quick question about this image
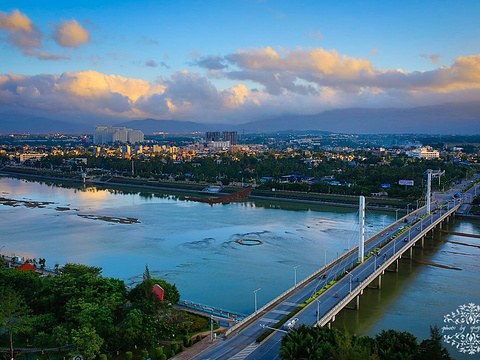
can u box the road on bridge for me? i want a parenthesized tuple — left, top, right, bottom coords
(193, 176, 479, 360)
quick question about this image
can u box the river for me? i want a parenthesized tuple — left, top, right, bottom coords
(1, 176, 478, 359)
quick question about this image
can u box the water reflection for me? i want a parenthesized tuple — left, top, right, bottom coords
(0, 176, 388, 314)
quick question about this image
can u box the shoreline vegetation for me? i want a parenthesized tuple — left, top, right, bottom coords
(0, 166, 412, 211)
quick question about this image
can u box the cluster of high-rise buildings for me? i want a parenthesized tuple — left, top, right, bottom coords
(94, 126, 144, 144)
(205, 131, 238, 148)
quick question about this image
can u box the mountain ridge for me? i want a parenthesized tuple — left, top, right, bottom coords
(1, 101, 479, 134)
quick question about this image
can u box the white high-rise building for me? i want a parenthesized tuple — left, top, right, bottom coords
(406, 147, 440, 159)
(94, 126, 144, 144)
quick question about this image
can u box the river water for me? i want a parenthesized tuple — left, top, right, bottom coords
(1, 176, 479, 359)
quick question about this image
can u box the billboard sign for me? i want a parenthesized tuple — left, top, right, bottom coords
(381, 184, 391, 188)
(399, 180, 414, 186)
(152, 284, 164, 302)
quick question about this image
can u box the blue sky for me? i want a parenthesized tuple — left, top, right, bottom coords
(1, 0, 480, 126)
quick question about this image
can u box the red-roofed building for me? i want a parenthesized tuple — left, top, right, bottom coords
(16, 263, 36, 272)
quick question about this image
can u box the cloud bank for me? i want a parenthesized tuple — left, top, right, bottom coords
(2, 47, 480, 123)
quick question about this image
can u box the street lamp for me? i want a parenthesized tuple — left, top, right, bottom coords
(345, 271, 353, 294)
(294, 265, 300, 287)
(316, 299, 321, 324)
(254, 288, 261, 314)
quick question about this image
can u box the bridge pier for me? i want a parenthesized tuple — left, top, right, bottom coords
(415, 237, 425, 248)
(345, 295, 360, 310)
(386, 259, 399, 273)
(402, 246, 413, 259)
(368, 274, 382, 289)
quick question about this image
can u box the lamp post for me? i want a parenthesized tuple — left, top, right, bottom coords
(345, 271, 353, 294)
(294, 265, 300, 287)
(316, 299, 321, 324)
(254, 288, 261, 314)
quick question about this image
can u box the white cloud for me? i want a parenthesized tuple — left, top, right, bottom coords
(53, 19, 90, 47)
(0, 9, 68, 60)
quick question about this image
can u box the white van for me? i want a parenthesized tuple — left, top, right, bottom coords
(283, 317, 299, 330)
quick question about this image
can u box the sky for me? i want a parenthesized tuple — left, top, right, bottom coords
(1, 0, 480, 127)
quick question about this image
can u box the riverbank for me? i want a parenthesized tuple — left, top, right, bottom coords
(0, 166, 410, 211)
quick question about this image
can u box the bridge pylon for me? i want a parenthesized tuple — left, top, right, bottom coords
(359, 196, 365, 263)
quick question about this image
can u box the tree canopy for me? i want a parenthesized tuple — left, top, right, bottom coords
(0, 263, 183, 358)
(279, 325, 453, 360)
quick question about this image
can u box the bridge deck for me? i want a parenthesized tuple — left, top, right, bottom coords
(316, 202, 460, 327)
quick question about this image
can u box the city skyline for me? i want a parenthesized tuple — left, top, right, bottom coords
(1, 1, 480, 132)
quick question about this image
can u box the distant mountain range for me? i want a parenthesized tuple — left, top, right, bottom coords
(1, 101, 480, 134)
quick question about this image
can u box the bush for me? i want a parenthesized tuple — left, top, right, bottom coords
(125, 352, 133, 360)
(141, 349, 149, 359)
(179, 344, 185, 352)
(98, 355, 107, 360)
(154, 347, 164, 359)
(196, 335, 202, 343)
(170, 342, 178, 354)
(158, 355, 166, 360)
(190, 317, 207, 332)
(182, 335, 191, 347)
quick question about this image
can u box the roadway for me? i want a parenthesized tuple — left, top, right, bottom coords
(194, 176, 479, 360)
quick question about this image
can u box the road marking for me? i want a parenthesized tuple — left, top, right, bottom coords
(271, 309, 290, 315)
(228, 342, 260, 360)
(283, 301, 299, 307)
(260, 318, 278, 323)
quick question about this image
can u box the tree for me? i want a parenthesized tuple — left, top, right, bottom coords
(0, 288, 32, 360)
(375, 329, 418, 360)
(71, 326, 104, 360)
(61, 263, 102, 277)
(128, 266, 181, 314)
(416, 325, 453, 360)
(33, 332, 51, 360)
(52, 325, 70, 350)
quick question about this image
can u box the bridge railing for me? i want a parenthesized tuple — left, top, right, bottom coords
(178, 299, 247, 321)
(225, 206, 424, 337)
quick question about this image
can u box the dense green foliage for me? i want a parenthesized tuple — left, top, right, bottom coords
(0, 264, 191, 359)
(279, 325, 453, 360)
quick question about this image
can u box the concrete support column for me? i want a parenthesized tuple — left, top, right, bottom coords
(378, 275, 382, 290)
